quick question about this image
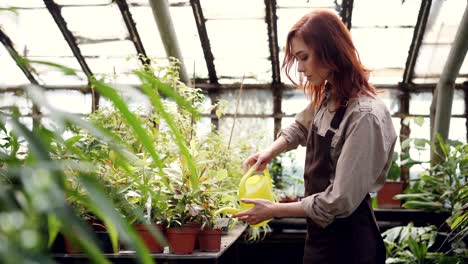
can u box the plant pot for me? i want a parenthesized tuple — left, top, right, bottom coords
(64, 237, 81, 254)
(184, 222, 201, 250)
(377, 181, 404, 209)
(134, 224, 165, 253)
(198, 229, 222, 252)
(167, 227, 199, 254)
(64, 231, 116, 254)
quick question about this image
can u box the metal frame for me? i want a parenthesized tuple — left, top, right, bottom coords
(43, 0, 99, 111)
(265, 0, 282, 137)
(3, 82, 466, 94)
(399, 0, 432, 187)
(1, 0, 466, 147)
(115, 0, 150, 66)
(190, 0, 219, 128)
(339, 0, 354, 30)
(0, 29, 41, 128)
(190, 0, 218, 84)
(402, 0, 432, 84)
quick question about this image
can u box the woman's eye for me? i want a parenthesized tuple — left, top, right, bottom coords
(300, 56, 308, 61)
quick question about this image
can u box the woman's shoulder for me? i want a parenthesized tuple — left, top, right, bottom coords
(345, 93, 392, 125)
(348, 93, 389, 114)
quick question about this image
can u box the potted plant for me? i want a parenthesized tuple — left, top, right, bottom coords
(196, 169, 236, 252)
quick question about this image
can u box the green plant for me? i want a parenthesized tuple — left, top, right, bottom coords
(0, 56, 201, 263)
(394, 135, 467, 260)
(387, 151, 402, 181)
(396, 136, 467, 213)
(382, 223, 465, 264)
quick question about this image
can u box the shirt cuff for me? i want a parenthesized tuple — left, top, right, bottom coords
(301, 194, 334, 228)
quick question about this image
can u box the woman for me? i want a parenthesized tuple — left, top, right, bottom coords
(234, 10, 397, 264)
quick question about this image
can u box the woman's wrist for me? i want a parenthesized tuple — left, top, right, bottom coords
(267, 136, 288, 157)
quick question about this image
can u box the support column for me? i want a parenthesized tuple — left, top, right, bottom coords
(149, 0, 189, 84)
(432, 5, 468, 161)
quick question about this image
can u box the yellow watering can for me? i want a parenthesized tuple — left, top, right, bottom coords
(215, 167, 275, 227)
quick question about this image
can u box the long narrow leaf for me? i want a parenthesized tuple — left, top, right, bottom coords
(134, 70, 199, 117)
(90, 80, 163, 170)
(140, 82, 198, 189)
(79, 173, 154, 264)
(47, 215, 61, 248)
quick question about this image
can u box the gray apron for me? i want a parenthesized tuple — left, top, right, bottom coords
(302, 98, 386, 264)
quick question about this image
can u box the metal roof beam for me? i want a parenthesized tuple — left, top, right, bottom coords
(339, 0, 354, 30)
(43, 0, 99, 111)
(190, 0, 218, 84)
(0, 29, 39, 85)
(402, 0, 432, 84)
(0, 29, 41, 128)
(3, 82, 467, 94)
(115, 0, 150, 66)
(265, 0, 281, 84)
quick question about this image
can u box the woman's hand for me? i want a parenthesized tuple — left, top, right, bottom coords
(233, 199, 276, 226)
(242, 150, 274, 172)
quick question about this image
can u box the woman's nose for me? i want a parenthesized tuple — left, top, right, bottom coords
(297, 62, 304, 72)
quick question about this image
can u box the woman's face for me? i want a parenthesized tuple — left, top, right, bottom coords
(291, 36, 330, 86)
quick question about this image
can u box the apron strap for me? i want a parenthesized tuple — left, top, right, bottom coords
(330, 97, 349, 130)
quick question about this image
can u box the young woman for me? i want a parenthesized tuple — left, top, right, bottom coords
(234, 10, 397, 264)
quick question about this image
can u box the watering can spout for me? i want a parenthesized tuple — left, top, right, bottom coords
(215, 168, 275, 227)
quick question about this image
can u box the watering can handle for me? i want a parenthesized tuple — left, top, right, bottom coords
(239, 167, 271, 189)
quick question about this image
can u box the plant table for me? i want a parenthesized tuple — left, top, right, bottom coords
(54, 224, 247, 264)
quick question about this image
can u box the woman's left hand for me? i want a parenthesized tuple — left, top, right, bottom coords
(233, 199, 276, 226)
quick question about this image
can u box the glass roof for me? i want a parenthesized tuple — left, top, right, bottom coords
(0, 0, 466, 87)
(414, 0, 467, 83)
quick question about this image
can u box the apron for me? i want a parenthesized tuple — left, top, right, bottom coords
(302, 98, 386, 264)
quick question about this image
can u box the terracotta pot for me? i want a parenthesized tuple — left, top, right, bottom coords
(134, 224, 165, 253)
(377, 181, 404, 208)
(66, 231, 118, 254)
(167, 227, 199, 254)
(198, 229, 222, 252)
(64, 237, 81, 254)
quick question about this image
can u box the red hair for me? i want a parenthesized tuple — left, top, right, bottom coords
(282, 10, 377, 109)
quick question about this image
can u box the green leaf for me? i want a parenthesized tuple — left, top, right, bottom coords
(401, 138, 411, 150)
(414, 138, 430, 149)
(402, 117, 411, 126)
(47, 214, 61, 248)
(79, 174, 155, 264)
(402, 201, 445, 211)
(65, 135, 83, 146)
(26, 59, 78, 75)
(400, 158, 425, 167)
(133, 70, 199, 117)
(139, 82, 198, 190)
(90, 79, 163, 170)
(414, 116, 425, 127)
(450, 212, 467, 230)
(436, 134, 449, 158)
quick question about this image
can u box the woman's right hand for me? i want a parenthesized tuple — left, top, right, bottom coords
(243, 150, 274, 172)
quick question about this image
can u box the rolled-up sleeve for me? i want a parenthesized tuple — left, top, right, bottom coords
(277, 104, 314, 151)
(301, 111, 397, 228)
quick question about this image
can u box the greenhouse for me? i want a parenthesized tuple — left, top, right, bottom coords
(0, 0, 467, 263)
